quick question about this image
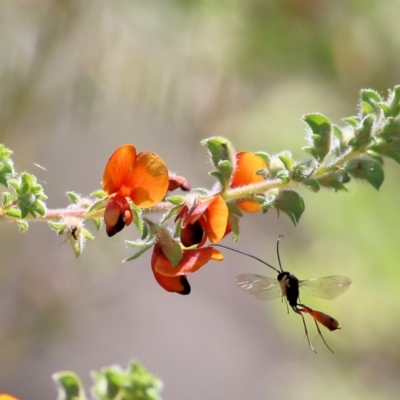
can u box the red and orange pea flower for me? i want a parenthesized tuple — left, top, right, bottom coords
(102, 144, 169, 236)
(176, 194, 230, 247)
(230, 151, 269, 213)
(151, 240, 224, 295)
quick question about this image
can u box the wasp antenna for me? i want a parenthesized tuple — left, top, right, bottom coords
(276, 235, 285, 272)
(212, 244, 280, 273)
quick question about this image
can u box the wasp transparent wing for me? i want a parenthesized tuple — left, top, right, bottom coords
(235, 274, 282, 301)
(299, 275, 351, 300)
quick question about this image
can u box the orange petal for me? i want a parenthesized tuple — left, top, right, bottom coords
(152, 270, 191, 294)
(204, 194, 229, 243)
(154, 247, 219, 277)
(129, 152, 169, 208)
(102, 144, 137, 195)
(230, 151, 267, 187)
(237, 199, 261, 213)
(0, 396, 19, 400)
(210, 248, 224, 260)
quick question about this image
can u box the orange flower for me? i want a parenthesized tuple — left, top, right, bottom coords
(0, 395, 19, 400)
(151, 241, 223, 294)
(177, 194, 229, 247)
(230, 151, 268, 212)
(102, 144, 169, 236)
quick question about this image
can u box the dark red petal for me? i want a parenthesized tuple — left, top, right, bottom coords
(180, 220, 204, 247)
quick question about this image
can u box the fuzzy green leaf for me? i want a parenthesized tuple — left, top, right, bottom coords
(350, 114, 375, 148)
(92, 217, 102, 230)
(387, 85, 400, 117)
(274, 190, 305, 226)
(125, 239, 156, 262)
(279, 153, 293, 170)
(316, 171, 349, 192)
(2, 191, 14, 207)
(254, 152, 271, 167)
(201, 137, 233, 167)
(16, 219, 29, 232)
(303, 113, 332, 162)
(84, 198, 107, 219)
(228, 213, 240, 242)
(345, 158, 384, 190)
(361, 89, 382, 115)
(165, 195, 184, 206)
(226, 202, 243, 217)
(4, 208, 22, 218)
(303, 178, 320, 192)
(90, 189, 107, 199)
(53, 371, 87, 400)
(209, 170, 225, 187)
(343, 116, 360, 127)
(66, 191, 80, 204)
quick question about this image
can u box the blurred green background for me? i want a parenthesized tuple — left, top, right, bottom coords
(1, 1, 400, 399)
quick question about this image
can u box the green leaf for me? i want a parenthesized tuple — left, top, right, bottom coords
(345, 158, 384, 190)
(90, 189, 107, 198)
(303, 113, 332, 162)
(366, 150, 384, 164)
(16, 219, 29, 232)
(360, 89, 382, 115)
(278, 152, 293, 170)
(387, 85, 400, 117)
(92, 217, 102, 230)
(276, 169, 290, 183)
(349, 114, 375, 148)
(66, 191, 80, 204)
(163, 240, 183, 268)
(128, 201, 144, 236)
(53, 371, 87, 400)
(342, 116, 360, 127)
(2, 191, 14, 207)
(316, 171, 349, 192)
(301, 145, 318, 159)
(226, 202, 243, 217)
(0, 144, 13, 160)
(202, 137, 235, 189)
(228, 213, 240, 242)
(81, 228, 94, 240)
(254, 152, 271, 167)
(124, 240, 155, 262)
(33, 199, 46, 216)
(84, 198, 107, 219)
(209, 170, 225, 187)
(274, 190, 305, 226)
(48, 221, 66, 232)
(379, 116, 400, 141)
(260, 194, 275, 214)
(201, 136, 234, 166)
(165, 195, 184, 206)
(303, 178, 320, 192)
(0, 159, 14, 187)
(289, 162, 316, 182)
(4, 208, 22, 218)
(91, 360, 163, 400)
